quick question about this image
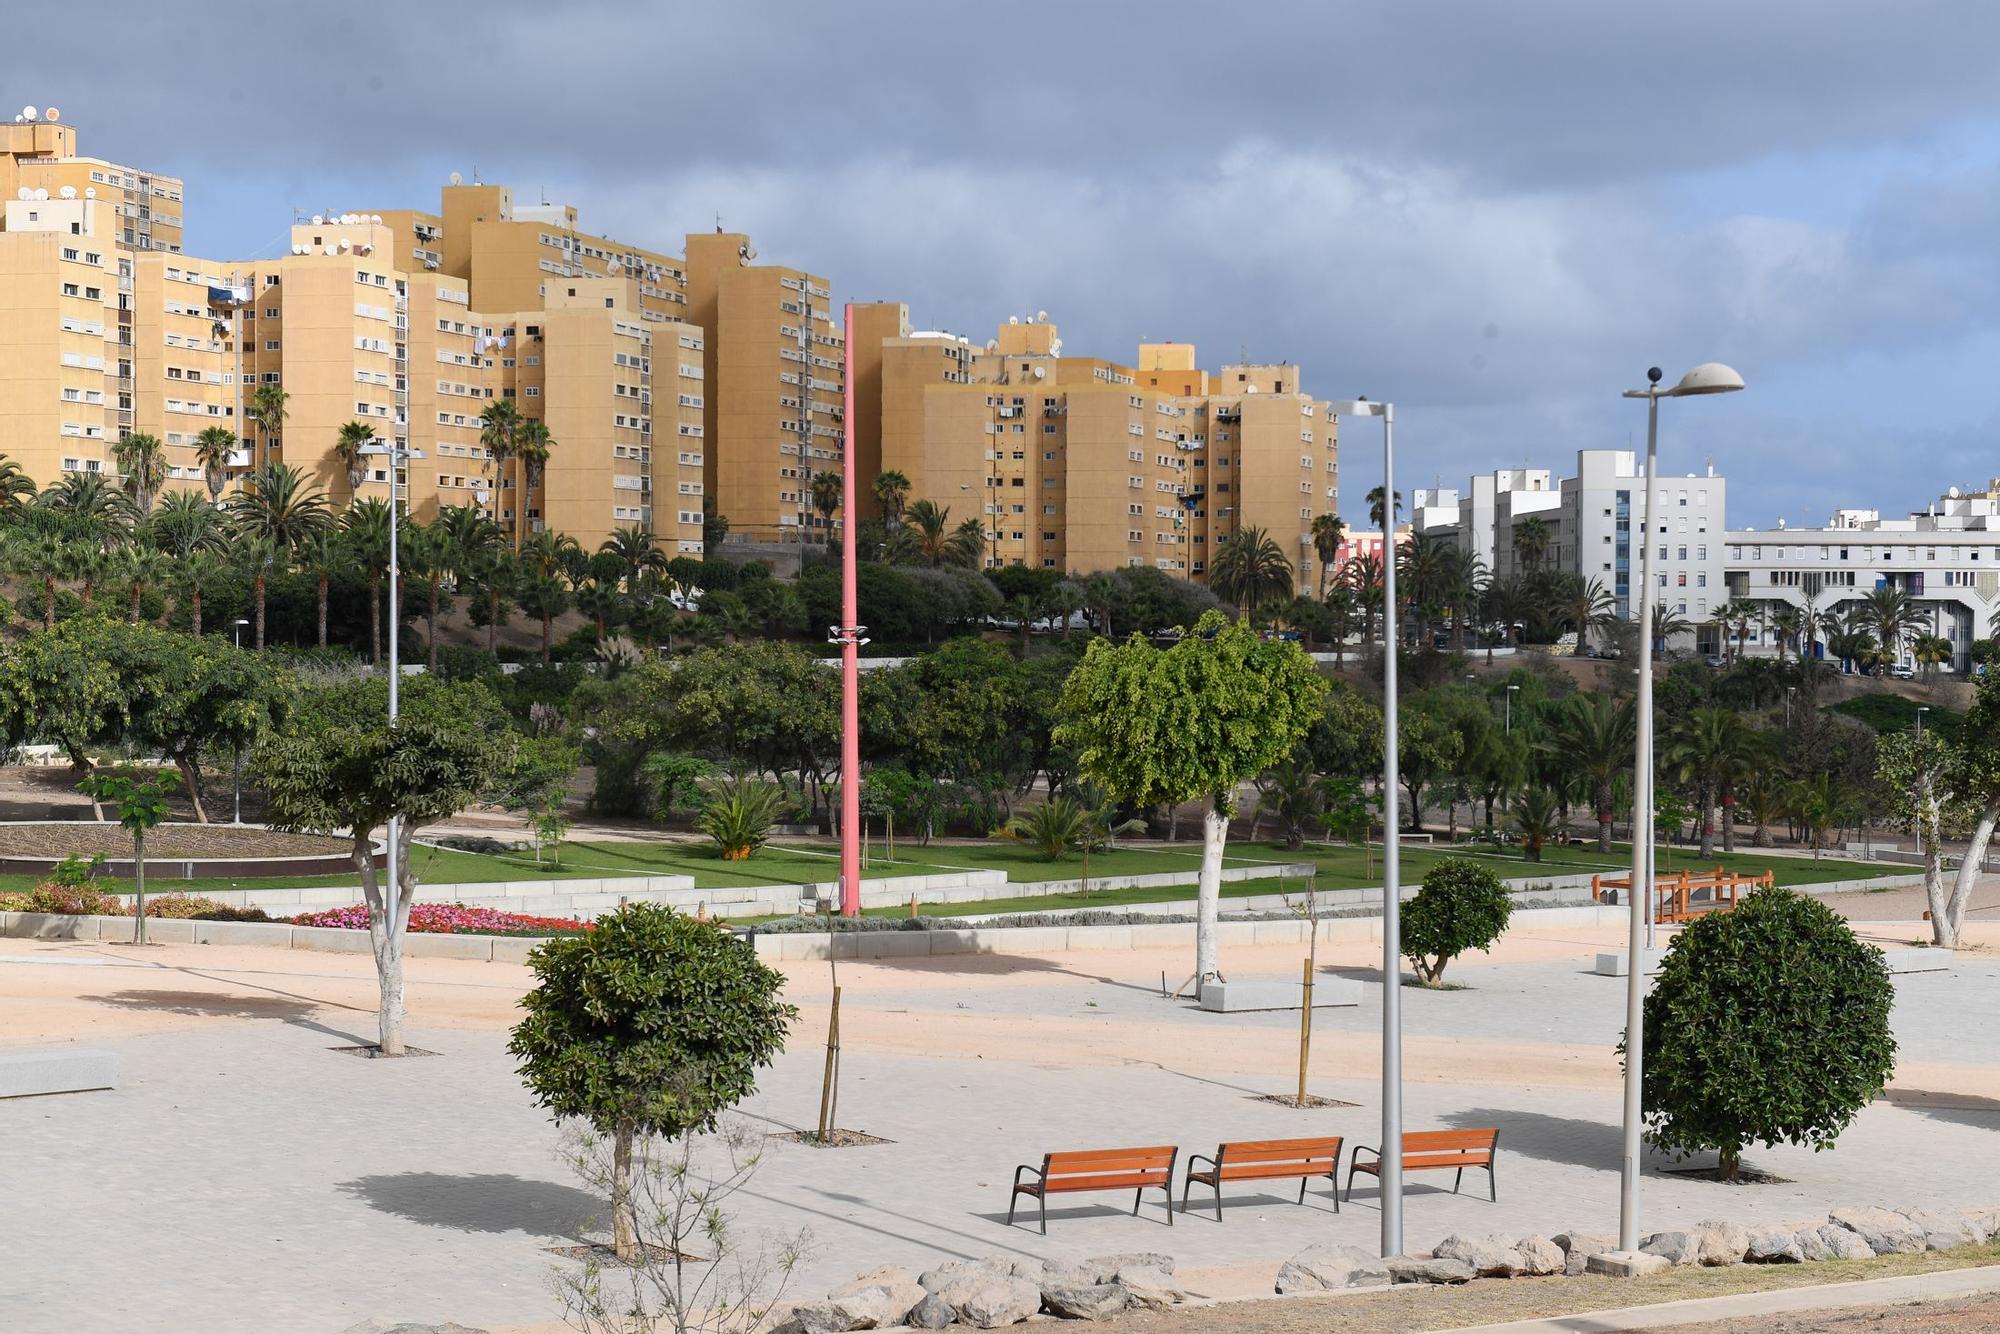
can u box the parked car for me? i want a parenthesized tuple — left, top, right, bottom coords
(1703, 654, 1726, 669)
(1889, 664, 1917, 680)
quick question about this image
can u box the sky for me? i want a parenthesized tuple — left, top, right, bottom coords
(13, 0, 2000, 533)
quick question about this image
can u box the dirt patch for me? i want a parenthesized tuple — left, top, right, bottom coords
(0, 823, 349, 859)
(1249, 1093, 1359, 1109)
(778, 1129, 893, 1148)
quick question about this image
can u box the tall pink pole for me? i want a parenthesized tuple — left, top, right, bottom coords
(839, 303, 861, 917)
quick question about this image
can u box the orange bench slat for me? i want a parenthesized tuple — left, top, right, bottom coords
(1026, 1170, 1172, 1194)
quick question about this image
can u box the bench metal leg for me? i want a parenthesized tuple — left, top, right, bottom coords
(1180, 1177, 1193, 1215)
(1039, 1192, 1047, 1236)
(1165, 1184, 1177, 1227)
(1489, 1161, 1498, 1203)
(1132, 1188, 1143, 1216)
(1006, 1191, 1019, 1227)
(1298, 1176, 1309, 1204)
(1453, 1166, 1463, 1195)
(1212, 1180, 1223, 1223)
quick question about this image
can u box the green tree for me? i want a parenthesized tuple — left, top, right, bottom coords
(1640, 888, 1895, 1181)
(1055, 610, 1325, 983)
(1542, 691, 1637, 851)
(478, 398, 523, 548)
(193, 425, 238, 505)
(496, 735, 582, 867)
(342, 498, 393, 664)
(1401, 857, 1513, 984)
(509, 903, 796, 1261)
(1661, 706, 1763, 857)
(1209, 525, 1295, 618)
(884, 499, 982, 568)
(112, 432, 168, 517)
(1877, 730, 1967, 947)
(1310, 513, 1347, 600)
(873, 469, 911, 526)
(75, 772, 171, 944)
(1938, 670, 2000, 946)
(1511, 786, 1562, 862)
(248, 383, 291, 467)
(332, 419, 377, 500)
(253, 676, 516, 1055)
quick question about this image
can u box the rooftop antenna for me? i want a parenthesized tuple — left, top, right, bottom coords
(715, 212, 724, 234)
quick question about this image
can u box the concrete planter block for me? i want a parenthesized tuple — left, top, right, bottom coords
(1252, 921, 1307, 946)
(1127, 923, 1191, 949)
(990, 927, 1067, 953)
(1065, 926, 1132, 952)
(0, 1048, 116, 1098)
(490, 937, 545, 965)
(1878, 948, 1952, 974)
(925, 929, 979, 956)
(404, 933, 496, 961)
(828, 934, 863, 960)
(192, 920, 294, 948)
(130, 917, 196, 944)
(1197, 978, 1362, 1012)
(1595, 951, 1667, 977)
(3, 911, 100, 940)
(855, 933, 931, 960)
(291, 925, 374, 954)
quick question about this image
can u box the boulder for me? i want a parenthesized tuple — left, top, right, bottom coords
(1387, 1255, 1475, 1285)
(1432, 1234, 1525, 1277)
(1797, 1224, 1874, 1262)
(1829, 1206, 1925, 1256)
(1962, 1206, 2000, 1244)
(1274, 1243, 1391, 1293)
(934, 1274, 1043, 1329)
(907, 1293, 957, 1330)
(1638, 1231, 1696, 1266)
(1745, 1228, 1804, 1264)
(918, 1257, 1017, 1291)
(1033, 1260, 1098, 1292)
(1512, 1236, 1566, 1277)
(826, 1265, 926, 1328)
(1040, 1283, 1131, 1321)
(343, 1326, 489, 1334)
(1083, 1252, 1175, 1282)
(769, 1302, 853, 1334)
(1552, 1232, 1617, 1278)
(1112, 1266, 1185, 1311)
(1690, 1219, 1750, 1266)
(1900, 1209, 1974, 1251)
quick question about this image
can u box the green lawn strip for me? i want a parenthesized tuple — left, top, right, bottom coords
(1120, 1239, 2000, 1334)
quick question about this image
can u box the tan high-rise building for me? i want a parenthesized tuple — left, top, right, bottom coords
(0, 194, 123, 486)
(868, 318, 1336, 593)
(3, 115, 186, 256)
(685, 231, 843, 544)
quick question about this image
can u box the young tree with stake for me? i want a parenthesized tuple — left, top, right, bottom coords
(1055, 611, 1324, 987)
(76, 772, 171, 945)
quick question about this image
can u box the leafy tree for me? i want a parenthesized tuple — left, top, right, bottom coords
(1305, 680, 1384, 780)
(1056, 611, 1325, 983)
(1255, 751, 1326, 850)
(1877, 730, 1967, 947)
(253, 676, 516, 1055)
(1640, 888, 1895, 1181)
(643, 752, 717, 823)
(1938, 671, 2000, 946)
(75, 772, 171, 944)
(509, 903, 795, 1261)
(1400, 857, 1512, 984)
(496, 735, 582, 867)
(1395, 704, 1464, 833)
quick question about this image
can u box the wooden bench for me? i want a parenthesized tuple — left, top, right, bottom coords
(1345, 1128, 1500, 1203)
(1182, 1136, 1343, 1221)
(1007, 1145, 1178, 1234)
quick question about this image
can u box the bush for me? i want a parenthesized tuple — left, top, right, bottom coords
(0, 892, 31, 911)
(1400, 857, 1512, 984)
(24, 881, 127, 916)
(140, 894, 232, 919)
(693, 777, 788, 860)
(1641, 887, 1895, 1180)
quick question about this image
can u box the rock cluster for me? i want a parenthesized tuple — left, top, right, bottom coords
(771, 1252, 1188, 1331)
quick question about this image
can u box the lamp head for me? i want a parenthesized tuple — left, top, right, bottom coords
(1668, 362, 1744, 397)
(1647, 367, 1663, 385)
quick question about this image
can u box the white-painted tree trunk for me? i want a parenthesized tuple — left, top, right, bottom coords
(356, 826, 415, 1056)
(1942, 804, 1998, 950)
(1195, 804, 1227, 985)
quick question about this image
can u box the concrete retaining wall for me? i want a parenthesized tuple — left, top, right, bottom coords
(0, 910, 543, 964)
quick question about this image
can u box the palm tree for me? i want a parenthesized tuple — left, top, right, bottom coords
(171, 550, 227, 637)
(598, 525, 664, 592)
(40, 470, 137, 531)
(111, 543, 160, 623)
(515, 418, 554, 539)
(332, 420, 377, 500)
(248, 383, 290, 469)
(1554, 573, 1618, 653)
(401, 521, 455, 673)
(479, 399, 523, 548)
(1649, 606, 1693, 657)
(11, 531, 73, 629)
(192, 426, 238, 504)
(1210, 525, 1294, 618)
(1511, 786, 1563, 863)
(1324, 579, 1358, 667)
(1662, 706, 1761, 857)
(519, 529, 574, 662)
(0, 453, 37, 511)
(873, 470, 911, 527)
(236, 534, 279, 650)
(811, 470, 843, 532)
(1309, 513, 1346, 599)
(294, 529, 342, 649)
(1511, 515, 1553, 572)
(1766, 604, 1803, 664)
(148, 490, 223, 558)
(1861, 586, 1918, 673)
(1912, 632, 1954, 683)
(342, 498, 393, 664)
(112, 433, 168, 516)
(230, 462, 332, 649)
(1345, 553, 1385, 649)
(1541, 691, 1637, 851)
(885, 499, 982, 567)
(1366, 486, 1402, 532)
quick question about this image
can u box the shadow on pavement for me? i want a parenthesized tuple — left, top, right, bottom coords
(338, 1171, 604, 1237)
(1881, 1087, 2000, 1131)
(87, 987, 373, 1044)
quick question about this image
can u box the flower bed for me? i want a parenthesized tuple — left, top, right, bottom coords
(289, 903, 593, 937)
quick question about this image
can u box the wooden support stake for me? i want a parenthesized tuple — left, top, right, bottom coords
(909, 892, 918, 919)
(1296, 956, 1314, 1108)
(816, 984, 842, 1143)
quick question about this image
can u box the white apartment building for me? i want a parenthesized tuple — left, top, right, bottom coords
(1416, 449, 1726, 632)
(1725, 482, 2000, 672)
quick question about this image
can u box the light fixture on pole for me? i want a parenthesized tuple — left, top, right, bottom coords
(360, 438, 425, 926)
(1506, 684, 1519, 734)
(834, 305, 865, 918)
(1615, 362, 1743, 1258)
(1330, 395, 1403, 1258)
(1917, 706, 1930, 737)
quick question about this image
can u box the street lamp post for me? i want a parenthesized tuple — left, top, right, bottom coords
(1331, 396, 1402, 1258)
(360, 438, 424, 925)
(1917, 706, 1930, 737)
(1505, 684, 1519, 734)
(1616, 363, 1744, 1257)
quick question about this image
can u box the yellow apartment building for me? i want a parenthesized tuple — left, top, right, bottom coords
(130, 252, 237, 493)
(0, 194, 124, 486)
(685, 231, 844, 544)
(4, 113, 186, 256)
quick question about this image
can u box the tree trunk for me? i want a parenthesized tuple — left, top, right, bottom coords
(191, 589, 203, 638)
(488, 588, 500, 653)
(541, 612, 553, 663)
(427, 575, 442, 672)
(1717, 1144, 1740, 1183)
(130, 581, 142, 624)
(1698, 789, 1716, 859)
(612, 1118, 638, 1261)
(369, 573, 383, 665)
(1194, 803, 1228, 986)
(132, 829, 147, 945)
(174, 756, 209, 824)
(1720, 798, 1737, 853)
(1940, 804, 1997, 949)
(357, 829, 413, 1056)
(43, 576, 55, 630)
(318, 576, 330, 649)
(254, 574, 267, 650)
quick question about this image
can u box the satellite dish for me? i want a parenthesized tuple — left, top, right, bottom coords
(1008, 315, 1020, 325)
(311, 214, 323, 225)
(22, 106, 36, 120)
(58, 186, 75, 199)
(32, 188, 47, 200)
(371, 214, 382, 224)
(14, 188, 28, 200)
(1036, 310, 1047, 322)
(1950, 485, 1962, 497)
(336, 238, 350, 251)
(1032, 366, 1045, 379)
(449, 171, 463, 186)
(44, 107, 59, 122)
(84, 187, 94, 199)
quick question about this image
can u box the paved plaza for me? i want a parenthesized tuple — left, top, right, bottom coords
(0, 900, 1996, 1332)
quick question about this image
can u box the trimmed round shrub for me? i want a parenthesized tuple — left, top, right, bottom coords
(1400, 857, 1512, 985)
(1640, 887, 1895, 1180)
